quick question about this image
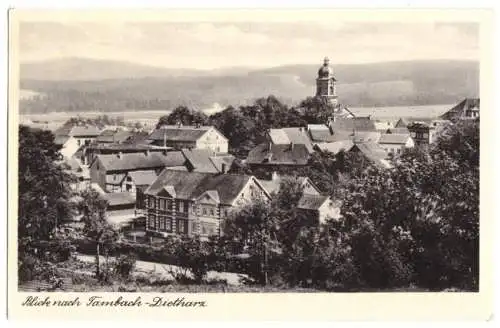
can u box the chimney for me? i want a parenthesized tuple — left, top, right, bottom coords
(195, 122, 201, 129)
(268, 142, 272, 150)
(271, 171, 279, 181)
(163, 131, 167, 148)
(144, 149, 150, 157)
(117, 152, 123, 159)
(176, 120, 182, 128)
(221, 163, 227, 174)
(290, 142, 294, 151)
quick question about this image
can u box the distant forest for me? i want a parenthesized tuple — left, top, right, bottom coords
(19, 59, 479, 114)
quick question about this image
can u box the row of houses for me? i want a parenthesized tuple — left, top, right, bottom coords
(57, 98, 478, 240)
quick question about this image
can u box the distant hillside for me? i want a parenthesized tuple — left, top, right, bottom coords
(19, 58, 479, 114)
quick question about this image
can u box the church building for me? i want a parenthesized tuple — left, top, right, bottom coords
(316, 57, 338, 106)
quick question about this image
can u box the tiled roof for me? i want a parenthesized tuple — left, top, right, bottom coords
(352, 131, 381, 144)
(314, 140, 354, 154)
(394, 118, 409, 128)
(350, 143, 392, 169)
(103, 192, 136, 207)
(209, 155, 236, 173)
(96, 130, 134, 143)
(268, 129, 290, 144)
(387, 127, 410, 134)
(330, 117, 376, 133)
(246, 143, 310, 166)
(309, 130, 337, 143)
(282, 128, 314, 153)
(297, 194, 329, 210)
(72, 126, 101, 137)
(149, 126, 213, 142)
(378, 133, 411, 145)
(96, 151, 185, 172)
(269, 128, 314, 153)
(128, 170, 158, 186)
(86, 143, 164, 151)
(307, 124, 330, 131)
(182, 149, 219, 173)
(257, 175, 312, 196)
(145, 169, 253, 205)
(441, 98, 480, 120)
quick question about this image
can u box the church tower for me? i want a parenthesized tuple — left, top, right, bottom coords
(316, 57, 338, 106)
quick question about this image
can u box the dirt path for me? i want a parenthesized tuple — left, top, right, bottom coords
(76, 254, 247, 286)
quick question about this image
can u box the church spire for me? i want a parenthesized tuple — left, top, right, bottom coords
(315, 56, 338, 105)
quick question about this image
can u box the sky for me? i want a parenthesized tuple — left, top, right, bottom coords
(18, 21, 479, 69)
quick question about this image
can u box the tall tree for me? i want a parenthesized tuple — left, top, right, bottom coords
(156, 106, 208, 128)
(78, 188, 118, 279)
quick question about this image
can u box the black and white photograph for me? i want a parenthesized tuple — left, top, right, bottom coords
(6, 7, 493, 320)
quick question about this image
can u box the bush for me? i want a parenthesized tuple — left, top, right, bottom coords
(114, 253, 137, 279)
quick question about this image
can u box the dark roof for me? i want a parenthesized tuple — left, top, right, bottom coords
(145, 169, 253, 205)
(378, 133, 411, 145)
(95, 151, 185, 172)
(246, 143, 310, 166)
(297, 194, 329, 210)
(54, 135, 71, 146)
(441, 98, 480, 120)
(149, 126, 222, 143)
(128, 170, 158, 186)
(96, 130, 134, 143)
(122, 131, 151, 145)
(86, 143, 165, 151)
(182, 149, 219, 173)
(103, 192, 136, 207)
(330, 117, 376, 133)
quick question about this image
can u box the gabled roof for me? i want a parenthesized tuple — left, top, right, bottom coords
(127, 170, 158, 186)
(394, 118, 409, 128)
(269, 128, 314, 153)
(440, 98, 480, 120)
(209, 155, 236, 172)
(350, 142, 392, 168)
(149, 125, 226, 143)
(145, 169, 255, 205)
(182, 148, 219, 173)
(297, 194, 330, 210)
(330, 117, 376, 133)
(309, 130, 337, 143)
(257, 175, 319, 196)
(246, 143, 310, 166)
(387, 127, 410, 134)
(95, 151, 185, 172)
(314, 140, 354, 155)
(103, 192, 136, 207)
(378, 133, 411, 145)
(352, 131, 381, 144)
(55, 125, 101, 138)
(54, 135, 71, 146)
(96, 130, 134, 143)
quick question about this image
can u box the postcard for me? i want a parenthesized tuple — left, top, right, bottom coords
(7, 8, 494, 321)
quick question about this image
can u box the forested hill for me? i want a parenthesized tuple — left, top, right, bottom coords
(19, 58, 479, 114)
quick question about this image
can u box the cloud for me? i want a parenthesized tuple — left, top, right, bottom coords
(19, 21, 479, 69)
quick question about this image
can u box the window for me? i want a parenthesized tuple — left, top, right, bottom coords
(148, 215, 156, 230)
(159, 198, 166, 210)
(200, 222, 216, 236)
(210, 208, 215, 216)
(178, 201, 184, 213)
(167, 200, 173, 211)
(77, 139, 81, 146)
(165, 218, 172, 231)
(202, 208, 207, 215)
(159, 217, 166, 231)
(177, 219, 188, 234)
